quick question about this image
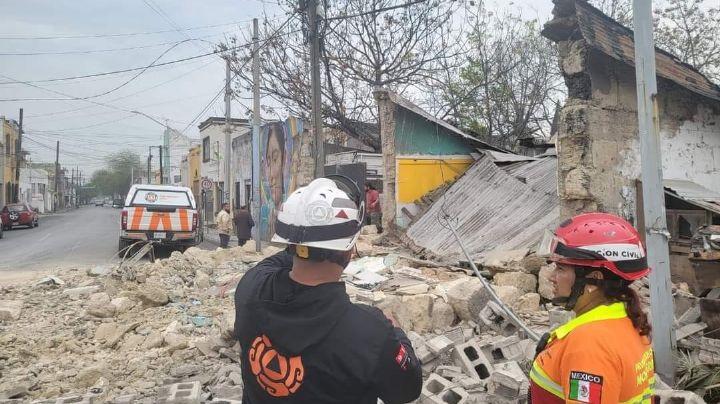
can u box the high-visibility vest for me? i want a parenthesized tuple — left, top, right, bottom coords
(530, 302, 655, 404)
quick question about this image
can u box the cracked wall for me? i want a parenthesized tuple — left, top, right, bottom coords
(555, 42, 720, 222)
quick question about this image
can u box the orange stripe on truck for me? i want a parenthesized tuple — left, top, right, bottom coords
(178, 209, 189, 231)
(131, 207, 144, 229)
(160, 213, 172, 231)
(149, 212, 161, 230)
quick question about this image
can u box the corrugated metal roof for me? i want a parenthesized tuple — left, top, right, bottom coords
(484, 150, 538, 163)
(542, 0, 720, 102)
(379, 90, 508, 153)
(406, 156, 559, 261)
(664, 179, 720, 214)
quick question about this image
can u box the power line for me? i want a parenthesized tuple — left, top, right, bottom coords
(0, 33, 227, 56)
(0, 19, 262, 40)
(325, 0, 428, 21)
(0, 27, 301, 87)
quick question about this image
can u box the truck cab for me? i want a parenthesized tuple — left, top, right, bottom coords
(119, 184, 202, 252)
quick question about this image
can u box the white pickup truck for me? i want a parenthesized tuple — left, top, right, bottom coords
(119, 184, 202, 252)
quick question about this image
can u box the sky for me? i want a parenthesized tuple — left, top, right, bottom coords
(0, 0, 553, 176)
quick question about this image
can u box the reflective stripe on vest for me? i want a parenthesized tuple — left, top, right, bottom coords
(619, 377, 655, 404)
(550, 302, 628, 342)
(530, 360, 564, 399)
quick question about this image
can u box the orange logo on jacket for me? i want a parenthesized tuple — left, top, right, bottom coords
(249, 335, 304, 397)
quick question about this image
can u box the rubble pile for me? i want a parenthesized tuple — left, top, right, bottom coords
(0, 233, 715, 403)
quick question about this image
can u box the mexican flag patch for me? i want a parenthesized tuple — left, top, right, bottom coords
(568, 371, 603, 403)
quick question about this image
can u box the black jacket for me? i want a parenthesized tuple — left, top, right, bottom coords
(234, 251, 422, 404)
(233, 209, 255, 240)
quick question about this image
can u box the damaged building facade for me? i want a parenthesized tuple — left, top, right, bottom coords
(542, 0, 720, 226)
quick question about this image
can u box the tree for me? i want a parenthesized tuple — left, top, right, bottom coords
(588, 0, 633, 27)
(219, 0, 460, 151)
(654, 0, 720, 82)
(89, 151, 143, 198)
(436, 5, 564, 150)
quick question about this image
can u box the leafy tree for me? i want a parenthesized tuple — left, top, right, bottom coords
(654, 0, 720, 82)
(589, 0, 634, 27)
(88, 151, 143, 198)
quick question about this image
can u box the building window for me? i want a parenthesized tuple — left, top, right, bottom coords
(202, 137, 211, 162)
(5, 135, 10, 155)
(174, 175, 181, 183)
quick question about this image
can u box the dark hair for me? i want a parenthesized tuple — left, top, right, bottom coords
(365, 182, 375, 190)
(598, 273, 652, 337)
(266, 123, 286, 162)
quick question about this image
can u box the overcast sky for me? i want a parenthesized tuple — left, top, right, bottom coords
(0, 0, 553, 176)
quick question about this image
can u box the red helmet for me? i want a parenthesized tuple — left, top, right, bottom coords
(550, 212, 650, 281)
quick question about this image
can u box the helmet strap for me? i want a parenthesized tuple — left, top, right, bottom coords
(551, 277, 588, 310)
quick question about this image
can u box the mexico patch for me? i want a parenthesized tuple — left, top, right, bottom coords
(395, 344, 409, 371)
(568, 371, 603, 403)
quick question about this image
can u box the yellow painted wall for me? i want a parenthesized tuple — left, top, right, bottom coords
(397, 158, 473, 203)
(2, 119, 19, 205)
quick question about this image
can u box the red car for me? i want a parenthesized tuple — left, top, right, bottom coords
(1, 203, 39, 230)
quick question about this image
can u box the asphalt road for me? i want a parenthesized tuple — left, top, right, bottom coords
(0, 205, 214, 272)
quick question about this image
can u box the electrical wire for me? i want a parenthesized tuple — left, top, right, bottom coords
(325, 0, 428, 21)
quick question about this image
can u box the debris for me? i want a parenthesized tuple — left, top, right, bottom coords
(62, 285, 101, 298)
(480, 248, 529, 273)
(0, 300, 23, 321)
(493, 272, 537, 294)
(34, 275, 65, 286)
(452, 339, 494, 382)
(514, 293, 541, 313)
(190, 315, 211, 327)
(87, 265, 111, 277)
(447, 278, 490, 322)
(675, 323, 707, 341)
(479, 301, 518, 336)
(138, 285, 169, 307)
(487, 361, 529, 402)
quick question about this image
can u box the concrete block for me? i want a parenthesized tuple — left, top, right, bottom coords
(421, 374, 469, 404)
(447, 278, 491, 322)
(493, 272, 537, 294)
(452, 339, 494, 382)
(435, 366, 465, 381)
(162, 381, 201, 404)
(112, 395, 136, 404)
(478, 301, 517, 336)
(654, 389, 706, 404)
(209, 386, 243, 401)
(487, 361, 528, 400)
(426, 335, 454, 355)
(443, 327, 466, 345)
(0, 300, 23, 321)
(416, 345, 438, 364)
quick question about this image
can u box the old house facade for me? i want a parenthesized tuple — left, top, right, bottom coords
(542, 0, 720, 225)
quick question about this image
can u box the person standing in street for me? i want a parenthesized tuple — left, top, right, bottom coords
(216, 202, 233, 249)
(234, 177, 422, 404)
(530, 213, 655, 403)
(365, 182, 383, 234)
(233, 205, 255, 247)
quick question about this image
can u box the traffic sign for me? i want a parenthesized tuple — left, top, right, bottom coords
(201, 178, 213, 191)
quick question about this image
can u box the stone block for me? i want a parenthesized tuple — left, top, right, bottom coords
(452, 339, 494, 382)
(513, 293, 540, 313)
(431, 299, 456, 330)
(0, 300, 23, 321)
(495, 286, 521, 307)
(138, 285, 169, 307)
(478, 301, 518, 336)
(426, 335, 454, 355)
(537, 264, 554, 300)
(161, 381, 201, 404)
(447, 278, 491, 322)
(487, 361, 528, 400)
(493, 273, 537, 294)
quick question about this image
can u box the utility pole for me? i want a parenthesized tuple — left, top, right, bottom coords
(71, 167, 75, 207)
(15, 108, 22, 203)
(632, 0, 675, 383)
(224, 57, 233, 207)
(252, 18, 262, 252)
(308, 0, 324, 178)
(54, 141, 59, 211)
(159, 146, 164, 185)
(148, 147, 152, 185)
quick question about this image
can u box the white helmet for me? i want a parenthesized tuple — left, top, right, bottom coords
(271, 176, 365, 252)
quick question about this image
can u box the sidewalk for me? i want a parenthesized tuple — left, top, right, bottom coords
(203, 227, 240, 247)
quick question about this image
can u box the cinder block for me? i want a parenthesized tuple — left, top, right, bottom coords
(162, 381, 201, 404)
(426, 335, 454, 355)
(435, 365, 465, 381)
(452, 339, 494, 381)
(654, 389, 706, 404)
(443, 327, 465, 345)
(478, 302, 517, 336)
(420, 374, 469, 404)
(487, 361, 529, 400)
(416, 344, 438, 364)
(480, 335, 527, 364)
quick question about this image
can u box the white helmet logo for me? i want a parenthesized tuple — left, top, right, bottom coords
(305, 200, 334, 225)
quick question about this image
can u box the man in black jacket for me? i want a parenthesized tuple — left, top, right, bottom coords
(234, 177, 422, 404)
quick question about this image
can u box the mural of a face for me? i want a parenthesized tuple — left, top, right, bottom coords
(266, 124, 285, 208)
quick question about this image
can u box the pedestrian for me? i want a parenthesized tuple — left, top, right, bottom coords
(216, 202, 232, 249)
(233, 205, 254, 247)
(530, 213, 655, 404)
(365, 182, 383, 234)
(234, 177, 422, 404)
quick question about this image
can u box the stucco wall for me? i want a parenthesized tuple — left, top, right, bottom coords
(555, 44, 720, 221)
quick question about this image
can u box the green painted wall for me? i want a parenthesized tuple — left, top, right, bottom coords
(394, 107, 476, 155)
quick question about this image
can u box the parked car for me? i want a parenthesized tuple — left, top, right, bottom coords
(0, 220, 3, 239)
(1, 203, 39, 230)
(112, 199, 124, 208)
(94, 199, 104, 207)
(119, 184, 201, 253)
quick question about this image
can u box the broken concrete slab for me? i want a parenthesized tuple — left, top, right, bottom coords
(62, 285, 101, 298)
(0, 300, 23, 321)
(480, 248, 529, 272)
(513, 293, 541, 313)
(426, 335, 454, 355)
(487, 361, 529, 401)
(675, 323, 707, 341)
